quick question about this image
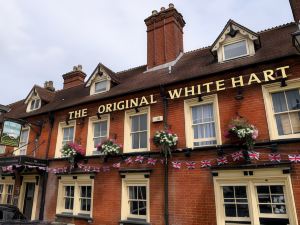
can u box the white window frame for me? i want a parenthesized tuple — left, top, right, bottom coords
(124, 107, 150, 153)
(0, 129, 5, 154)
(0, 177, 15, 205)
(55, 120, 76, 158)
(222, 39, 249, 61)
(14, 127, 30, 156)
(121, 173, 150, 222)
(184, 94, 222, 148)
(86, 114, 110, 156)
(213, 168, 298, 225)
(90, 75, 111, 95)
(56, 175, 93, 217)
(262, 78, 300, 140)
(26, 97, 41, 112)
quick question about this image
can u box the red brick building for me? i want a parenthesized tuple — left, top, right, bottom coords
(0, 1, 300, 225)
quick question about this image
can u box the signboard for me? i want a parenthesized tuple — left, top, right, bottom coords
(67, 65, 290, 119)
(0, 120, 22, 147)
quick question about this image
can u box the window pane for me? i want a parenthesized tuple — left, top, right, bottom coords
(259, 204, 272, 213)
(140, 114, 147, 131)
(129, 186, 137, 199)
(94, 123, 101, 137)
(272, 92, 287, 113)
(130, 201, 138, 215)
(202, 104, 213, 122)
(225, 204, 236, 217)
(224, 40, 247, 60)
(237, 204, 249, 217)
(286, 89, 300, 110)
(235, 186, 247, 198)
(131, 116, 139, 132)
(132, 133, 139, 149)
(20, 130, 29, 142)
(192, 106, 202, 124)
(138, 186, 146, 200)
(95, 81, 107, 93)
(290, 112, 300, 133)
(139, 201, 147, 215)
(139, 132, 147, 149)
(100, 121, 107, 136)
(258, 195, 271, 203)
(270, 186, 283, 194)
(273, 205, 286, 214)
(223, 186, 234, 198)
(275, 114, 292, 135)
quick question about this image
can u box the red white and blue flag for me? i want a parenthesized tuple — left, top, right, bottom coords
(125, 157, 133, 164)
(231, 151, 244, 161)
(172, 161, 181, 169)
(103, 166, 110, 172)
(217, 156, 228, 165)
(147, 158, 157, 165)
(288, 155, 300, 163)
(135, 155, 144, 163)
(113, 162, 121, 169)
(186, 161, 196, 169)
(269, 153, 281, 162)
(248, 151, 260, 160)
(200, 160, 212, 168)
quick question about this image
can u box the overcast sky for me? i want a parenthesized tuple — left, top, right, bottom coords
(0, 0, 294, 105)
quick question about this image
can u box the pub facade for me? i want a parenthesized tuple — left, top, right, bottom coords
(0, 1, 300, 225)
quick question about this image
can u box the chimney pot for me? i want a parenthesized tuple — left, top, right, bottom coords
(44, 81, 55, 92)
(160, 7, 166, 11)
(152, 10, 158, 15)
(169, 3, 174, 8)
(77, 65, 82, 71)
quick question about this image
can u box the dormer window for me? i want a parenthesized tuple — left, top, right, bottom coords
(30, 98, 41, 111)
(95, 80, 109, 94)
(211, 20, 260, 63)
(223, 40, 248, 61)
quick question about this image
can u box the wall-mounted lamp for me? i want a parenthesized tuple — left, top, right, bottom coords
(0, 104, 10, 114)
(96, 112, 102, 120)
(235, 88, 244, 100)
(65, 117, 69, 125)
(198, 94, 203, 102)
(280, 78, 287, 87)
(292, 21, 300, 53)
(135, 107, 139, 113)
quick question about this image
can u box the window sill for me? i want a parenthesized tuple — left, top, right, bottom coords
(119, 220, 150, 225)
(56, 213, 92, 221)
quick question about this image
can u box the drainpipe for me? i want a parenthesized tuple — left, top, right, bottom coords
(160, 85, 169, 225)
(39, 112, 54, 220)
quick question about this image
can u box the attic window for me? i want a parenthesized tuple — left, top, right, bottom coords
(95, 80, 109, 93)
(30, 99, 40, 111)
(223, 40, 248, 60)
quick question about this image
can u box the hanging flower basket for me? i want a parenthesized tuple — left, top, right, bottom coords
(97, 139, 121, 156)
(225, 117, 258, 150)
(61, 142, 85, 165)
(153, 130, 178, 157)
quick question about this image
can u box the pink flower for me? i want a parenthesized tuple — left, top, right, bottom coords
(252, 129, 258, 139)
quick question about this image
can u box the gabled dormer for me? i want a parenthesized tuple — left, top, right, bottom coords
(211, 20, 260, 63)
(24, 84, 55, 113)
(85, 63, 120, 96)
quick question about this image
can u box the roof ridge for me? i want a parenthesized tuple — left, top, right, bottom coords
(257, 21, 295, 33)
(116, 64, 146, 74)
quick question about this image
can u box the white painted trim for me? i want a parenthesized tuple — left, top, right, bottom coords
(86, 114, 110, 156)
(124, 107, 150, 153)
(262, 78, 300, 140)
(121, 173, 150, 222)
(54, 120, 76, 158)
(184, 94, 222, 148)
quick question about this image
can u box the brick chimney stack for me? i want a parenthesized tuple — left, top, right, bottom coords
(290, 0, 300, 22)
(62, 65, 86, 89)
(144, 3, 185, 69)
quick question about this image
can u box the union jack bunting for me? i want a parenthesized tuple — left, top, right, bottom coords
(135, 155, 144, 163)
(103, 166, 110, 172)
(113, 162, 121, 168)
(172, 161, 181, 169)
(160, 159, 165, 164)
(269, 153, 281, 162)
(186, 161, 196, 169)
(147, 158, 157, 165)
(92, 167, 100, 172)
(200, 160, 212, 168)
(217, 156, 228, 165)
(125, 157, 133, 164)
(288, 155, 300, 163)
(231, 151, 244, 161)
(248, 151, 260, 160)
